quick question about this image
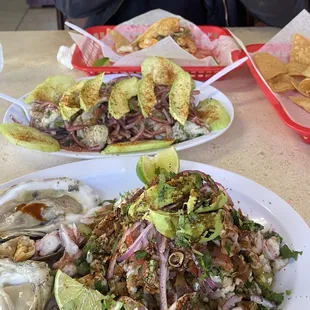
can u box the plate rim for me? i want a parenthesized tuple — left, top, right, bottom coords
(2, 74, 234, 159)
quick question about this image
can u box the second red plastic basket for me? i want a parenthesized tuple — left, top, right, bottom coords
(245, 44, 310, 143)
(71, 25, 241, 81)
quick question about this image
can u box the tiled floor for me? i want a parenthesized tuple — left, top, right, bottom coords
(0, 0, 57, 31)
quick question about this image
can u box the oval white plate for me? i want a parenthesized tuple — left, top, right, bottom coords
(3, 74, 234, 159)
(0, 158, 308, 309)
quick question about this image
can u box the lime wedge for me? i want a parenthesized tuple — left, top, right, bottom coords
(54, 270, 104, 310)
(154, 146, 180, 174)
(136, 147, 180, 184)
(92, 57, 110, 67)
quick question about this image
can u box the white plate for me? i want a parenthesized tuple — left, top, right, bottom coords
(0, 158, 308, 309)
(3, 74, 234, 159)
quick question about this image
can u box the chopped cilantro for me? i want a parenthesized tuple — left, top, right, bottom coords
(225, 242, 232, 256)
(264, 230, 283, 243)
(175, 232, 191, 247)
(262, 287, 284, 305)
(280, 244, 303, 260)
(157, 174, 175, 203)
(155, 167, 176, 179)
(285, 289, 292, 296)
(135, 250, 149, 259)
(196, 250, 212, 278)
(193, 173, 203, 189)
(231, 209, 263, 232)
(188, 211, 199, 223)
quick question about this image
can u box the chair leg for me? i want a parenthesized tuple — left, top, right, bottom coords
(56, 9, 65, 30)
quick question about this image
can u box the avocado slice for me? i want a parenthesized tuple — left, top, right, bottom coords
(197, 98, 230, 131)
(24, 75, 76, 104)
(145, 209, 178, 239)
(128, 174, 201, 218)
(169, 71, 192, 125)
(0, 123, 60, 152)
(137, 73, 157, 117)
(108, 77, 139, 119)
(141, 56, 184, 86)
(59, 80, 87, 120)
(80, 73, 104, 112)
(102, 139, 174, 154)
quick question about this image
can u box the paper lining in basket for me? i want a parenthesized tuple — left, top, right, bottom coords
(70, 9, 239, 68)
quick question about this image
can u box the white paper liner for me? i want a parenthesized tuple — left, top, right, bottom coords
(70, 9, 239, 68)
(245, 10, 310, 128)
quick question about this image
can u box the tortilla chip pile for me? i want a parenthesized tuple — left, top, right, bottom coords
(253, 34, 310, 114)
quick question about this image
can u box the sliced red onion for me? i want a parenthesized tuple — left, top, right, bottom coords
(159, 236, 169, 310)
(222, 295, 244, 310)
(125, 115, 143, 128)
(149, 116, 170, 124)
(130, 120, 145, 142)
(9, 114, 22, 124)
(249, 295, 276, 308)
(117, 222, 153, 262)
(191, 253, 217, 292)
(161, 108, 173, 124)
(107, 221, 141, 279)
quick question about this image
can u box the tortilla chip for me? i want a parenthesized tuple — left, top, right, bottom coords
(289, 96, 310, 113)
(290, 34, 310, 65)
(132, 17, 180, 46)
(290, 77, 310, 97)
(298, 78, 310, 96)
(287, 62, 308, 75)
(267, 74, 295, 92)
(301, 66, 310, 78)
(107, 29, 130, 49)
(253, 53, 287, 80)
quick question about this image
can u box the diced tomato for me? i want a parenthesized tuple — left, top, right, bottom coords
(125, 234, 134, 247)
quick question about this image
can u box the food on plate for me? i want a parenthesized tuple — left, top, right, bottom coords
(136, 147, 180, 184)
(0, 123, 60, 152)
(0, 259, 53, 309)
(24, 75, 75, 104)
(141, 56, 184, 86)
(111, 17, 199, 57)
(197, 98, 231, 131)
(289, 96, 310, 112)
(0, 150, 301, 309)
(2, 56, 230, 154)
(54, 270, 109, 310)
(253, 34, 310, 114)
(0, 177, 100, 240)
(103, 139, 174, 154)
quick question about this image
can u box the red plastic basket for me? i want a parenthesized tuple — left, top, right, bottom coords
(71, 25, 241, 81)
(244, 44, 310, 144)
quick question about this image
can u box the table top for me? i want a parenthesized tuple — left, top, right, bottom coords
(0, 27, 309, 226)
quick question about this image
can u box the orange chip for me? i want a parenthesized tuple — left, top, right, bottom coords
(253, 53, 287, 80)
(289, 96, 310, 113)
(267, 74, 295, 92)
(290, 34, 310, 65)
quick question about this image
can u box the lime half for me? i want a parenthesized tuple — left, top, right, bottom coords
(136, 147, 180, 184)
(54, 270, 104, 310)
